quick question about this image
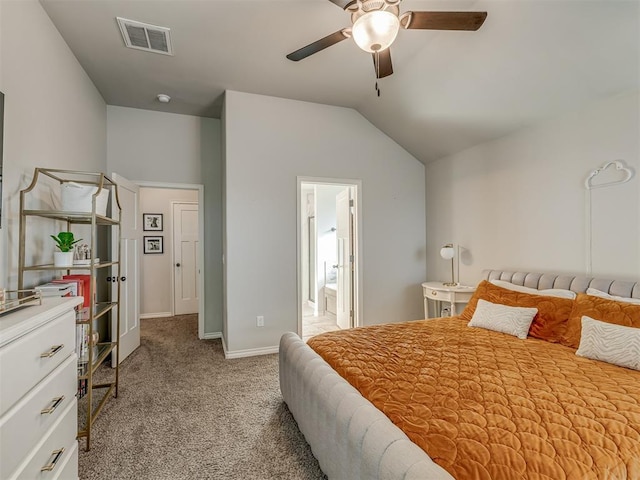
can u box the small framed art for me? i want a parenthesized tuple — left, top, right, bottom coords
(143, 213, 163, 231)
(143, 236, 163, 254)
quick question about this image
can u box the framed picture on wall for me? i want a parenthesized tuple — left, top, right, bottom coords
(143, 236, 163, 254)
(143, 213, 163, 231)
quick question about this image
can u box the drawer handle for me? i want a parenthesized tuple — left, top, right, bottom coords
(40, 345, 64, 358)
(41, 448, 65, 472)
(41, 396, 65, 415)
(431, 291, 437, 296)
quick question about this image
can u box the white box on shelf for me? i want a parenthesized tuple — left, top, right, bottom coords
(61, 182, 109, 216)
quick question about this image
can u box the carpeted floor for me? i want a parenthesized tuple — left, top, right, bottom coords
(78, 315, 327, 480)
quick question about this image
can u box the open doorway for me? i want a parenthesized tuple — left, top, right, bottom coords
(298, 178, 361, 341)
(137, 182, 205, 338)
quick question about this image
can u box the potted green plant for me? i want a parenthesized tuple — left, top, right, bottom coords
(51, 231, 82, 267)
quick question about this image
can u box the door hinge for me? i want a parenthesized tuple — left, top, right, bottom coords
(350, 310, 354, 318)
(349, 199, 354, 207)
(349, 254, 354, 263)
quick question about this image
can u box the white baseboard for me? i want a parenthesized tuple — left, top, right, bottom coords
(201, 331, 222, 340)
(222, 343, 279, 359)
(140, 312, 172, 319)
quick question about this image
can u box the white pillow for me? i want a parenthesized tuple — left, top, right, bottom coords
(586, 287, 640, 305)
(490, 280, 576, 299)
(576, 316, 640, 371)
(468, 299, 538, 339)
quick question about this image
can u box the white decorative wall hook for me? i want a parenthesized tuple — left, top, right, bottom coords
(584, 159, 635, 275)
(585, 160, 634, 190)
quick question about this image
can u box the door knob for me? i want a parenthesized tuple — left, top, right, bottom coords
(120, 277, 126, 282)
(176, 263, 181, 267)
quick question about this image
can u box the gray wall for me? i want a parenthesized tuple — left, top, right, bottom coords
(201, 118, 223, 336)
(106, 106, 223, 335)
(107, 106, 204, 184)
(223, 90, 426, 355)
(426, 90, 640, 285)
(0, 0, 107, 289)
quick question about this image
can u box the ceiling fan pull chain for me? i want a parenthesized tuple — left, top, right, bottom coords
(374, 51, 381, 97)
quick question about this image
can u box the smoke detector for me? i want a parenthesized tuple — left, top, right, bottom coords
(157, 94, 171, 103)
(117, 17, 173, 56)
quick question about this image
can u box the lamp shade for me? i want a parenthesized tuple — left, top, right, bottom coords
(352, 10, 400, 53)
(440, 245, 455, 260)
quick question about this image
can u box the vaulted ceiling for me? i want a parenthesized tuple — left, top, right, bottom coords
(40, 0, 639, 164)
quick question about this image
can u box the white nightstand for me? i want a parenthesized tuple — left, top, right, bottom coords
(422, 282, 476, 318)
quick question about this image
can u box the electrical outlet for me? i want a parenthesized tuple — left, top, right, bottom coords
(256, 315, 264, 327)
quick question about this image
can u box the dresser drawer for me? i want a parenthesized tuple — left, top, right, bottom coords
(0, 310, 75, 416)
(0, 355, 77, 480)
(51, 438, 78, 480)
(9, 397, 77, 480)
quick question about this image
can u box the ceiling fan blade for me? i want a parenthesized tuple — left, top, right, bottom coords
(286, 29, 350, 62)
(327, 0, 356, 9)
(401, 11, 487, 31)
(372, 49, 393, 79)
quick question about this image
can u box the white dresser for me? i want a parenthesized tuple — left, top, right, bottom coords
(0, 297, 81, 480)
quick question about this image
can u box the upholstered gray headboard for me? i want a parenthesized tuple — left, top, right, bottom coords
(482, 270, 640, 299)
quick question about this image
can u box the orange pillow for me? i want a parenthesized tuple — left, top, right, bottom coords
(460, 280, 574, 343)
(560, 293, 640, 349)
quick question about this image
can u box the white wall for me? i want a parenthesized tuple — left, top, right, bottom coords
(426, 90, 640, 285)
(106, 107, 223, 335)
(139, 187, 198, 317)
(0, 0, 106, 289)
(224, 90, 426, 355)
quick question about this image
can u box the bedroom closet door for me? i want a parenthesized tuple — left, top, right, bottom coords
(336, 188, 354, 329)
(173, 202, 199, 315)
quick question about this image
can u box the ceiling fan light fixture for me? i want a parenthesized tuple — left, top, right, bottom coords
(352, 10, 399, 53)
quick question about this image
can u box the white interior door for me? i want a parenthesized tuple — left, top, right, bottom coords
(336, 189, 352, 329)
(112, 173, 140, 366)
(173, 202, 199, 315)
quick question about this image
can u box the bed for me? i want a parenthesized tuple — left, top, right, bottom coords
(279, 270, 640, 479)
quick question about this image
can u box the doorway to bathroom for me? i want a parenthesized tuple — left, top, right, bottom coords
(297, 178, 361, 342)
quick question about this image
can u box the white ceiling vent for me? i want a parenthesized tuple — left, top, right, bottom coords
(117, 17, 173, 56)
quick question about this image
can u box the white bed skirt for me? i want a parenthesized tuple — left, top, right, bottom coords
(279, 332, 453, 480)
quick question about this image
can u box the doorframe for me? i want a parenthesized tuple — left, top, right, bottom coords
(136, 181, 205, 339)
(296, 176, 363, 336)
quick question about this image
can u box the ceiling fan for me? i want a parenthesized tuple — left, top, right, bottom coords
(286, 0, 487, 80)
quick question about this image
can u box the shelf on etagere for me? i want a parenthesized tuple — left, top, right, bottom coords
(22, 209, 119, 225)
(76, 302, 117, 324)
(21, 260, 119, 271)
(77, 342, 117, 379)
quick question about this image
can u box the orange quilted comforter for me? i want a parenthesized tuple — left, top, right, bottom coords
(307, 318, 640, 479)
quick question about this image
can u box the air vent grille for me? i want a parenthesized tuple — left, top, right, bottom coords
(117, 17, 173, 56)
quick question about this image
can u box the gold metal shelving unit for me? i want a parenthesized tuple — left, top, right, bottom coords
(18, 168, 121, 451)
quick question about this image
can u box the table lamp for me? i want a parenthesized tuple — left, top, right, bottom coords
(440, 244, 457, 286)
